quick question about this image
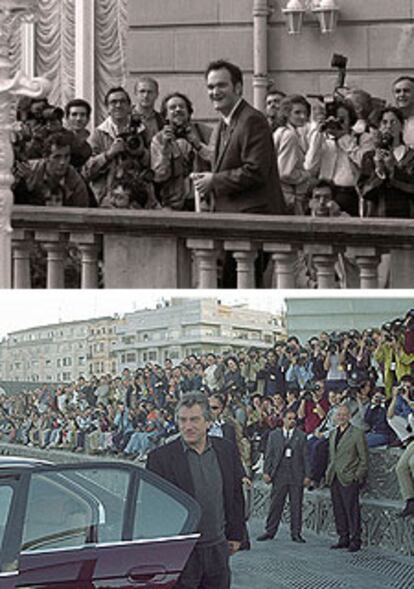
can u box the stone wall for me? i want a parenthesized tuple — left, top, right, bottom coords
(127, 0, 414, 121)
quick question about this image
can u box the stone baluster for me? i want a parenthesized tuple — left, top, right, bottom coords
(70, 233, 100, 289)
(12, 228, 32, 288)
(346, 246, 379, 289)
(36, 231, 67, 289)
(224, 240, 257, 289)
(263, 243, 296, 288)
(186, 238, 219, 288)
(304, 244, 337, 289)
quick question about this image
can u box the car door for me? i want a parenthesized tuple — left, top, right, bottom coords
(2, 462, 200, 589)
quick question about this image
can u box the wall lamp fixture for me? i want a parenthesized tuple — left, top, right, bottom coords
(282, 0, 340, 35)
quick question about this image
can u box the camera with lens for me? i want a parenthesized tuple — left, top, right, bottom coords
(166, 119, 190, 140)
(118, 113, 146, 156)
(378, 132, 394, 151)
(319, 96, 343, 134)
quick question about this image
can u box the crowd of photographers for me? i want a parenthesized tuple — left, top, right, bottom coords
(1, 310, 413, 487)
(10, 62, 414, 219)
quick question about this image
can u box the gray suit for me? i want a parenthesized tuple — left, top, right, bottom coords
(263, 428, 310, 538)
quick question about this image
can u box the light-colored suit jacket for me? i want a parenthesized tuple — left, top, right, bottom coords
(326, 424, 368, 487)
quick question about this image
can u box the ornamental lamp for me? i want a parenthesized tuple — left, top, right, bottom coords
(312, 0, 340, 34)
(282, 0, 306, 35)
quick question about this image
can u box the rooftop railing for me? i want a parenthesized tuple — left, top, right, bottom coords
(11, 206, 414, 289)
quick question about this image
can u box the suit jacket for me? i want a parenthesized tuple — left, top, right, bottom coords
(264, 428, 310, 485)
(326, 424, 368, 487)
(147, 436, 244, 541)
(210, 99, 285, 214)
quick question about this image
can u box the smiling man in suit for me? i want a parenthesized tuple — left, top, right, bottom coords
(193, 59, 284, 215)
(147, 392, 244, 589)
(257, 409, 311, 543)
(326, 404, 368, 552)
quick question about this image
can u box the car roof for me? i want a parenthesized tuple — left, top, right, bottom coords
(0, 456, 51, 469)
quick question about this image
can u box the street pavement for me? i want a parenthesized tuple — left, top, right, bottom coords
(231, 518, 414, 589)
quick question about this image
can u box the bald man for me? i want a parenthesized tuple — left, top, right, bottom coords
(326, 405, 368, 552)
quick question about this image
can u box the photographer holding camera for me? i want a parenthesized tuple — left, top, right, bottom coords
(374, 321, 414, 398)
(84, 87, 156, 208)
(305, 99, 362, 216)
(387, 377, 414, 446)
(151, 92, 212, 210)
(359, 106, 414, 218)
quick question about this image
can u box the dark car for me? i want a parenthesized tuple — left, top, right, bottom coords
(0, 457, 200, 588)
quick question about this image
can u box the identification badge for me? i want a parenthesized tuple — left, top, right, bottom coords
(285, 448, 292, 458)
(390, 362, 396, 371)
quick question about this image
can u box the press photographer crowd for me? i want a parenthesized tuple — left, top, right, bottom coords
(1, 308, 414, 542)
(10, 57, 414, 219)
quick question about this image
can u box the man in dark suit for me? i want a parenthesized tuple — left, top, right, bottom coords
(257, 409, 311, 543)
(326, 404, 368, 552)
(193, 59, 284, 214)
(147, 392, 244, 589)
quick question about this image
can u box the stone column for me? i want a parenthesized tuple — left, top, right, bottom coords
(224, 240, 257, 289)
(263, 243, 296, 288)
(75, 0, 95, 127)
(186, 238, 218, 289)
(12, 228, 32, 288)
(347, 246, 379, 289)
(36, 231, 67, 289)
(253, 0, 271, 112)
(71, 232, 100, 289)
(304, 244, 337, 289)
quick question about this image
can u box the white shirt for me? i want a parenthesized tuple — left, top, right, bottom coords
(403, 116, 414, 148)
(222, 98, 243, 126)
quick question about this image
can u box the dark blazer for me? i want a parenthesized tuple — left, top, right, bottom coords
(210, 99, 285, 214)
(147, 436, 244, 541)
(359, 147, 414, 218)
(264, 428, 310, 485)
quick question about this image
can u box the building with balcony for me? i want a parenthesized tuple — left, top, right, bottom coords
(113, 298, 284, 369)
(0, 316, 121, 383)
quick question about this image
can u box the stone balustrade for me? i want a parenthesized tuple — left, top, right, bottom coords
(10, 206, 414, 289)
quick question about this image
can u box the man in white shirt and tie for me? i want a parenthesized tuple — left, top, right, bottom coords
(257, 409, 311, 543)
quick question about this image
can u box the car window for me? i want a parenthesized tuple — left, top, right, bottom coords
(133, 478, 189, 539)
(21, 472, 98, 552)
(21, 467, 130, 552)
(0, 485, 13, 548)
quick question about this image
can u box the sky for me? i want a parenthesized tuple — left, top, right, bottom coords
(0, 290, 412, 339)
(0, 290, 287, 337)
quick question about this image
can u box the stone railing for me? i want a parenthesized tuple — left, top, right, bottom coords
(10, 206, 414, 289)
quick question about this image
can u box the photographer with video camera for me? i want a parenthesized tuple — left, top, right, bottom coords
(359, 106, 414, 218)
(84, 87, 156, 209)
(151, 92, 212, 210)
(387, 376, 414, 447)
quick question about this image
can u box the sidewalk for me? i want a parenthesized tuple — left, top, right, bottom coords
(231, 518, 414, 589)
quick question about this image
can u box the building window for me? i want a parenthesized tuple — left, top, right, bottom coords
(148, 351, 157, 361)
(78, 356, 86, 366)
(62, 372, 71, 381)
(121, 354, 126, 364)
(126, 353, 136, 363)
